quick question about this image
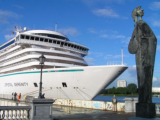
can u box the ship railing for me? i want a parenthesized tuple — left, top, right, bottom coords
(20, 40, 88, 55)
(0, 55, 85, 70)
(107, 61, 127, 66)
(0, 59, 36, 70)
(0, 47, 23, 61)
(1, 52, 30, 64)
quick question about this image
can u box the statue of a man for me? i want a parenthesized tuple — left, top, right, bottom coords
(128, 6, 157, 103)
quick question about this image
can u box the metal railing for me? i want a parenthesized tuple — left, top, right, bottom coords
(0, 106, 31, 120)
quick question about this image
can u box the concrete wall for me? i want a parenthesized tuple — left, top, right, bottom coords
(53, 98, 125, 112)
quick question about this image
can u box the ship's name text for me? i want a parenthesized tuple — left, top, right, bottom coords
(5, 82, 28, 87)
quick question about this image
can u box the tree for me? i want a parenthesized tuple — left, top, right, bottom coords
(112, 87, 116, 94)
(127, 83, 137, 94)
(116, 87, 127, 94)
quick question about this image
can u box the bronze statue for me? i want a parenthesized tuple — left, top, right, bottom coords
(128, 6, 157, 118)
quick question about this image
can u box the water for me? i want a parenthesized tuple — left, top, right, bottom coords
(93, 95, 160, 104)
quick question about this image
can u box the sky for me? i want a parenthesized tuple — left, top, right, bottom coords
(0, 0, 160, 88)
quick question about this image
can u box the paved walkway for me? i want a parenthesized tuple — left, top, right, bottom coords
(1, 98, 160, 120)
(52, 105, 160, 120)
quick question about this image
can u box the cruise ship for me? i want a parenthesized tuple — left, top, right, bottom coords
(0, 26, 127, 100)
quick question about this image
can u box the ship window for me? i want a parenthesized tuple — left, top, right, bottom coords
(71, 45, 73, 48)
(79, 47, 82, 50)
(35, 37, 39, 41)
(53, 41, 56, 44)
(21, 35, 25, 39)
(40, 38, 43, 41)
(61, 42, 64, 45)
(62, 82, 67, 87)
(68, 44, 71, 47)
(49, 39, 52, 43)
(26, 36, 29, 39)
(65, 43, 67, 46)
(45, 39, 48, 42)
(57, 41, 60, 44)
(74, 46, 76, 48)
(31, 37, 34, 40)
(33, 83, 38, 87)
(60, 42, 64, 47)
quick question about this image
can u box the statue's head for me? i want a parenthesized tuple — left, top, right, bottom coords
(132, 6, 144, 26)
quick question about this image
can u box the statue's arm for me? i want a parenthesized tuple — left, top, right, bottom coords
(128, 28, 138, 54)
(130, 28, 136, 40)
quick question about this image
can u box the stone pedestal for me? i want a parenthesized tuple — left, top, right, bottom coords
(26, 98, 54, 120)
(124, 98, 138, 112)
(136, 103, 156, 118)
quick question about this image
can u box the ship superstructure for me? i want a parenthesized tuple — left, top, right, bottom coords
(0, 27, 89, 74)
(0, 27, 127, 100)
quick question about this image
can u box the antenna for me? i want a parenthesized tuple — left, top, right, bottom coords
(121, 47, 123, 65)
(55, 23, 57, 31)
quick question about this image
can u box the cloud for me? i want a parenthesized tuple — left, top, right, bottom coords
(152, 20, 160, 27)
(93, 8, 119, 18)
(122, 17, 128, 19)
(88, 28, 128, 45)
(115, 35, 125, 39)
(153, 77, 158, 82)
(113, 55, 121, 58)
(102, 34, 126, 39)
(0, 10, 19, 24)
(12, 5, 24, 9)
(88, 28, 97, 34)
(104, 54, 128, 59)
(150, 2, 160, 10)
(82, 0, 125, 7)
(58, 28, 80, 36)
(104, 55, 112, 59)
(127, 65, 137, 78)
(89, 52, 104, 57)
(100, 34, 108, 38)
(121, 37, 130, 44)
(157, 45, 160, 51)
(84, 57, 95, 65)
(5, 34, 15, 41)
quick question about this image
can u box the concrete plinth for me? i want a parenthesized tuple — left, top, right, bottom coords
(124, 98, 138, 112)
(129, 117, 160, 120)
(26, 98, 54, 120)
(136, 103, 156, 118)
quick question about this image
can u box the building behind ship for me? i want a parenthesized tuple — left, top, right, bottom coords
(117, 80, 127, 88)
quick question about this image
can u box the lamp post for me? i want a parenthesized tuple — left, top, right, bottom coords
(38, 54, 46, 98)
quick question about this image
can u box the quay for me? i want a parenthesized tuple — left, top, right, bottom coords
(0, 98, 139, 120)
(0, 95, 160, 119)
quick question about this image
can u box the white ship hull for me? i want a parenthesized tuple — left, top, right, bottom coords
(0, 65, 127, 100)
